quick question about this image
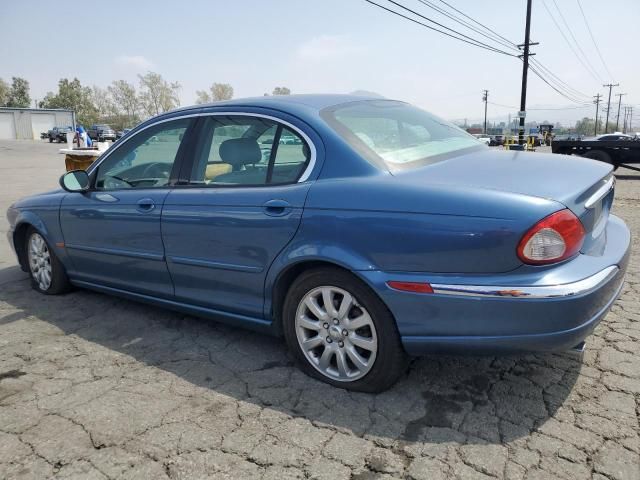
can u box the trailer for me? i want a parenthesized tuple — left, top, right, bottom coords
(551, 139, 640, 171)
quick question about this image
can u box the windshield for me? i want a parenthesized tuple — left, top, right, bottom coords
(322, 100, 484, 171)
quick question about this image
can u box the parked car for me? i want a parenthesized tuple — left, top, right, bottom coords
(490, 135, 504, 146)
(47, 126, 73, 143)
(472, 134, 491, 146)
(7, 95, 630, 392)
(116, 128, 132, 140)
(279, 134, 302, 145)
(88, 124, 117, 142)
(593, 133, 634, 141)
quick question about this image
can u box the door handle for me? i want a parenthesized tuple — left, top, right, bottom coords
(136, 198, 155, 212)
(263, 199, 291, 217)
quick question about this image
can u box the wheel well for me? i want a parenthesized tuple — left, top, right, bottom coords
(271, 260, 354, 332)
(13, 223, 32, 271)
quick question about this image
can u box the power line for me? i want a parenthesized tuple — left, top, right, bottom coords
(541, 0, 602, 84)
(528, 63, 591, 105)
(433, 0, 593, 103)
(529, 59, 592, 101)
(416, 0, 520, 53)
(549, 0, 604, 82)
(373, 0, 518, 56)
(362, 0, 518, 56)
(575, 0, 614, 81)
(437, 0, 517, 48)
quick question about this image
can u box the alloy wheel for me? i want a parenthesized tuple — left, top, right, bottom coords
(28, 233, 52, 291)
(295, 286, 378, 382)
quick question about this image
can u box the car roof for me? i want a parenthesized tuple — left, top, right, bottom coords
(167, 94, 393, 116)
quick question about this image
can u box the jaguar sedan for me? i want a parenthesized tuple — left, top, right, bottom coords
(6, 95, 630, 392)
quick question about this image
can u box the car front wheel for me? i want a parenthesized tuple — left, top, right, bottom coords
(283, 268, 407, 392)
(25, 228, 70, 295)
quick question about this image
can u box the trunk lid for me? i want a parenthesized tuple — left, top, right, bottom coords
(394, 149, 614, 251)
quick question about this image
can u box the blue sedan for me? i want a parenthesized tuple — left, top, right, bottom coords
(6, 95, 630, 392)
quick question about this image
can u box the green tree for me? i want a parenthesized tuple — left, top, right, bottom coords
(138, 72, 180, 116)
(210, 83, 233, 101)
(195, 82, 234, 104)
(195, 90, 211, 104)
(108, 80, 140, 127)
(0, 78, 9, 106)
(40, 78, 98, 126)
(272, 86, 291, 95)
(6, 77, 31, 107)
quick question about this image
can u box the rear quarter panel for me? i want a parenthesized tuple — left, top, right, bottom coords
(290, 176, 564, 274)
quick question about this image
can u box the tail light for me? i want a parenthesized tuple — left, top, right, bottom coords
(517, 209, 585, 265)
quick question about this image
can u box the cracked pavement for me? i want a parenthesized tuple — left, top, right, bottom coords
(0, 140, 639, 479)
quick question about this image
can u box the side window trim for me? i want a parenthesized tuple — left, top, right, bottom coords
(90, 118, 195, 191)
(87, 111, 317, 189)
(183, 112, 317, 187)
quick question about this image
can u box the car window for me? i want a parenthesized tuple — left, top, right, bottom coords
(189, 116, 310, 186)
(322, 100, 481, 172)
(95, 118, 190, 190)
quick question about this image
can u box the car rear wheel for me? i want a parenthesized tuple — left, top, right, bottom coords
(283, 268, 407, 392)
(25, 228, 70, 295)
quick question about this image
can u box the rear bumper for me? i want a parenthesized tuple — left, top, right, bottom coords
(360, 214, 630, 355)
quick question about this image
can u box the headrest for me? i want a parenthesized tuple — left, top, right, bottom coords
(219, 138, 261, 167)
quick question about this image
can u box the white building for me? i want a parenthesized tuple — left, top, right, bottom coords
(0, 107, 75, 140)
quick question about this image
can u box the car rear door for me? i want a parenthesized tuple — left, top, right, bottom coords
(161, 112, 317, 319)
(60, 117, 195, 296)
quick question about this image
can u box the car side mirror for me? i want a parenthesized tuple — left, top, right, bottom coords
(60, 170, 90, 192)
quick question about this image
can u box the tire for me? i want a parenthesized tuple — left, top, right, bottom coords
(49, 137, 53, 143)
(25, 227, 71, 295)
(582, 150, 618, 170)
(282, 267, 408, 392)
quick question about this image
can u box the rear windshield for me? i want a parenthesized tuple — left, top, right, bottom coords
(321, 100, 484, 171)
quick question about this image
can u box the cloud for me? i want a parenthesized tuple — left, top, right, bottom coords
(115, 55, 154, 71)
(296, 35, 364, 60)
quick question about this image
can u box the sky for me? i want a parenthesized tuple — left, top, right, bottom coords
(1, 0, 638, 126)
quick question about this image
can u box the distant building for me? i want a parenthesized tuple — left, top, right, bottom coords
(0, 107, 75, 140)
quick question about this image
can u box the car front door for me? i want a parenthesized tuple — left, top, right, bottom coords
(60, 117, 194, 296)
(161, 113, 316, 319)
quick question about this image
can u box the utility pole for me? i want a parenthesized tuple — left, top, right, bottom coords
(623, 106, 629, 133)
(602, 83, 619, 133)
(482, 90, 488, 134)
(615, 93, 626, 131)
(630, 106, 633, 132)
(593, 94, 602, 136)
(517, 0, 536, 146)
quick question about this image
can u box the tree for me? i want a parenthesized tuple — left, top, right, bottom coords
(6, 77, 31, 107)
(40, 78, 98, 126)
(195, 82, 234, 104)
(108, 80, 139, 126)
(272, 86, 291, 95)
(0, 78, 9, 106)
(210, 83, 233, 101)
(195, 90, 211, 104)
(138, 72, 180, 116)
(91, 86, 115, 119)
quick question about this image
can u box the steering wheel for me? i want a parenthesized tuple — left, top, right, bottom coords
(103, 175, 133, 190)
(141, 162, 171, 179)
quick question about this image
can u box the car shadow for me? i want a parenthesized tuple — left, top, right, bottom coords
(0, 267, 581, 446)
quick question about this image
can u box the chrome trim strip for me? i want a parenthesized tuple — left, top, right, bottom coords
(87, 111, 317, 183)
(431, 265, 618, 299)
(65, 244, 165, 261)
(585, 176, 615, 209)
(168, 255, 263, 273)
